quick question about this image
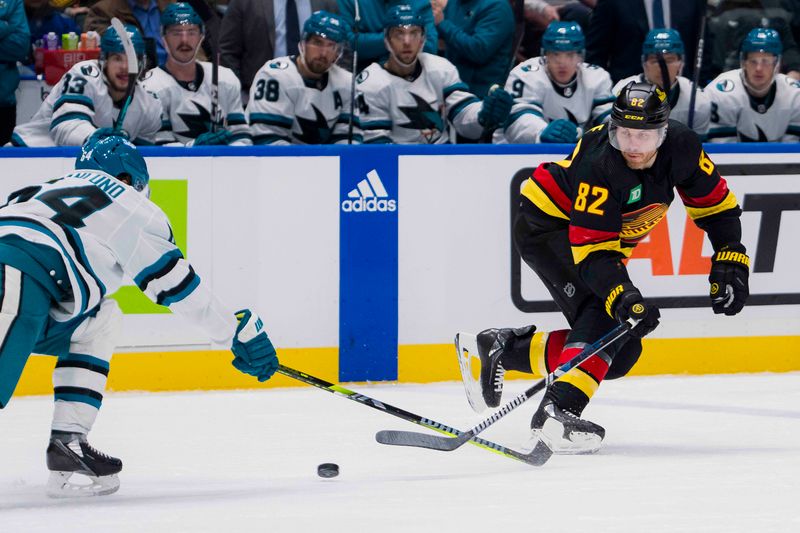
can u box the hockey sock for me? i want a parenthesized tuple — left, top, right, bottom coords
(546, 345, 612, 416)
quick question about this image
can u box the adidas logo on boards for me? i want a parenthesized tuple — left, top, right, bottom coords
(341, 170, 397, 212)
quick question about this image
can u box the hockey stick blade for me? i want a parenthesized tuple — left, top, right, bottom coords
(109, 17, 137, 134)
(375, 321, 633, 453)
(278, 365, 551, 466)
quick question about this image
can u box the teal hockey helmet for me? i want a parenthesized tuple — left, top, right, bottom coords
(541, 21, 585, 54)
(100, 23, 146, 57)
(642, 28, 684, 58)
(76, 136, 150, 193)
(740, 27, 783, 57)
(384, 4, 425, 33)
(303, 10, 347, 43)
(161, 2, 205, 34)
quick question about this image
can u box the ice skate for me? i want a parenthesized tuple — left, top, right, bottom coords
(45, 432, 122, 498)
(456, 328, 517, 412)
(529, 399, 605, 455)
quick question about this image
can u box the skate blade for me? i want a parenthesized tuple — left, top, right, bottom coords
(529, 418, 603, 455)
(455, 333, 489, 413)
(46, 471, 120, 498)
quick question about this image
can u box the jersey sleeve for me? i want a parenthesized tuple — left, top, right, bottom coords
(588, 66, 615, 126)
(691, 87, 712, 140)
(672, 128, 743, 251)
(122, 206, 237, 345)
(780, 78, 800, 141)
(705, 76, 740, 143)
(440, 62, 483, 140)
(221, 68, 252, 146)
(129, 87, 162, 145)
(48, 63, 102, 146)
(356, 70, 393, 144)
(246, 64, 294, 145)
(502, 66, 548, 143)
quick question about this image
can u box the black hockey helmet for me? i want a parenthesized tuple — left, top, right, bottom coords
(610, 81, 670, 130)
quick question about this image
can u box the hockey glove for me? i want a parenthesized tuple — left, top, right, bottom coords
(539, 119, 579, 143)
(86, 127, 129, 145)
(477, 86, 514, 130)
(231, 309, 278, 382)
(193, 129, 235, 146)
(607, 283, 660, 338)
(709, 244, 750, 316)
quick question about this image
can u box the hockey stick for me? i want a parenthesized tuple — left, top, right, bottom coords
(110, 17, 138, 134)
(277, 365, 554, 466)
(687, 8, 708, 130)
(185, 0, 222, 131)
(375, 321, 634, 452)
(347, 0, 360, 144)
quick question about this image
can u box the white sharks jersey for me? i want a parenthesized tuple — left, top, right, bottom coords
(614, 74, 711, 138)
(10, 61, 161, 147)
(496, 57, 614, 143)
(246, 56, 358, 145)
(141, 62, 252, 146)
(705, 69, 800, 142)
(0, 169, 236, 342)
(356, 53, 484, 144)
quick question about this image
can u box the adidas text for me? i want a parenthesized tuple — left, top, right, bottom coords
(341, 197, 397, 212)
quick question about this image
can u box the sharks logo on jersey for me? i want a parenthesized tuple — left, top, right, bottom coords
(705, 69, 800, 143)
(141, 62, 251, 146)
(357, 53, 484, 144)
(246, 56, 358, 145)
(496, 57, 615, 144)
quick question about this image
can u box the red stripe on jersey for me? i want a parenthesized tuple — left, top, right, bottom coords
(569, 225, 619, 246)
(533, 165, 572, 214)
(679, 179, 729, 208)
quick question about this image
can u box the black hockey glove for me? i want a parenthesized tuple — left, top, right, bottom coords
(606, 283, 660, 339)
(709, 244, 750, 316)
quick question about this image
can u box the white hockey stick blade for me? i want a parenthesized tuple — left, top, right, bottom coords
(455, 332, 490, 413)
(110, 17, 137, 76)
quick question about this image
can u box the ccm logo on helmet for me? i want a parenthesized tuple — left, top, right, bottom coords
(624, 114, 645, 120)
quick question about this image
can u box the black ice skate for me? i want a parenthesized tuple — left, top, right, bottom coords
(456, 328, 518, 413)
(529, 399, 605, 455)
(46, 431, 122, 498)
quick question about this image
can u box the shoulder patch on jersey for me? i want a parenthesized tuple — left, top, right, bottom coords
(357, 70, 369, 84)
(716, 79, 735, 92)
(141, 69, 155, 81)
(80, 63, 100, 78)
(269, 60, 290, 70)
(521, 62, 540, 73)
(787, 78, 800, 89)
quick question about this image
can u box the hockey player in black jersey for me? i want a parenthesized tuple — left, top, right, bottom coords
(458, 81, 750, 454)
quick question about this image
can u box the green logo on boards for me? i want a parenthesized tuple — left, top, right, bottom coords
(627, 184, 642, 204)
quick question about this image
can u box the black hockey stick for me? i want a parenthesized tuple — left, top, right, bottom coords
(687, 8, 708, 130)
(186, 0, 222, 131)
(347, 0, 360, 144)
(376, 321, 634, 452)
(277, 365, 553, 466)
(110, 17, 138, 135)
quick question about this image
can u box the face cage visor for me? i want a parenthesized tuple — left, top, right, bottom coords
(608, 121, 668, 154)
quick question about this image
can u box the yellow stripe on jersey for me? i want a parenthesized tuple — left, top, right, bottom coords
(554, 138, 583, 169)
(557, 368, 600, 399)
(684, 191, 739, 220)
(571, 239, 631, 264)
(521, 179, 570, 220)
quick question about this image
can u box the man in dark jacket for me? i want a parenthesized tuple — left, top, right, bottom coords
(0, 0, 30, 145)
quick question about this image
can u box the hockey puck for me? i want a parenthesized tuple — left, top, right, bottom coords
(317, 463, 339, 478)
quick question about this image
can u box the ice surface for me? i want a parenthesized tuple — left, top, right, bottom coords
(2, 373, 799, 533)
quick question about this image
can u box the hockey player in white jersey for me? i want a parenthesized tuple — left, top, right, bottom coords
(496, 21, 614, 144)
(706, 27, 800, 142)
(0, 136, 278, 497)
(246, 11, 359, 145)
(356, 4, 513, 144)
(141, 3, 251, 146)
(9, 24, 161, 147)
(613, 28, 711, 139)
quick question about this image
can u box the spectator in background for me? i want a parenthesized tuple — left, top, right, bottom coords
(518, 0, 594, 61)
(220, 0, 338, 98)
(705, 27, 800, 142)
(9, 24, 161, 146)
(356, 4, 512, 144)
(84, 0, 172, 66)
(707, 0, 800, 80)
(613, 28, 711, 138)
(338, 0, 437, 73)
(586, 0, 712, 84)
(141, 2, 251, 146)
(495, 21, 613, 144)
(24, 0, 81, 45)
(432, 0, 515, 98)
(0, 0, 30, 145)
